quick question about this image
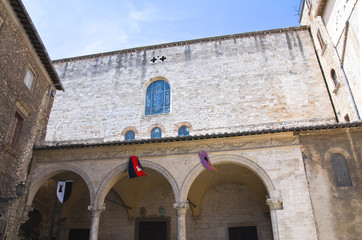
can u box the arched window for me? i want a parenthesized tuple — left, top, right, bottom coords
(125, 130, 135, 141)
(145, 80, 170, 115)
(331, 154, 352, 187)
(151, 127, 162, 139)
(178, 126, 190, 136)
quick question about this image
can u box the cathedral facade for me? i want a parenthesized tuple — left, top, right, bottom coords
(1, 0, 361, 240)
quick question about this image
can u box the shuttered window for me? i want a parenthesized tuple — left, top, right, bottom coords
(6, 112, 23, 149)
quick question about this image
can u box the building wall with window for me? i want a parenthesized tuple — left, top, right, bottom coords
(26, 22, 362, 240)
(46, 26, 335, 145)
(300, 0, 361, 121)
(299, 127, 362, 240)
(0, 0, 62, 239)
(0, 0, 357, 240)
(299, 1, 362, 238)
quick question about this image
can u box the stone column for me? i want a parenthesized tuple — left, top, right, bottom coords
(266, 197, 283, 240)
(173, 202, 189, 240)
(88, 205, 105, 240)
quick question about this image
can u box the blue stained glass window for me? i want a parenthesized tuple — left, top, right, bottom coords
(145, 80, 170, 115)
(125, 130, 135, 141)
(151, 127, 162, 139)
(178, 126, 190, 136)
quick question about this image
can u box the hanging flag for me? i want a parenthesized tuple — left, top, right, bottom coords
(57, 180, 73, 203)
(128, 156, 147, 178)
(199, 151, 217, 171)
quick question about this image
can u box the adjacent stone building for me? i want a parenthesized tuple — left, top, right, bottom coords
(0, 0, 63, 239)
(299, 0, 361, 239)
(2, 0, 361, 240)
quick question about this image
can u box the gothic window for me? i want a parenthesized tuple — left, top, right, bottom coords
(331, 154, 352, 187)
(145, 80, 170, 115)
(151, 127, 162, 139)
(6, 112, 23, 149)
(24, 68, 35, 90)
(178, 126, 190, 137)
(125, 130, 135, 141)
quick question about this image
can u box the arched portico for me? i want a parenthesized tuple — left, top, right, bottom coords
(89, 160, 180, 240)
(27, 164, 95, 207)
(180, 154, 280, 201)
(179, 154, 282, 240)
(94, 160, 180, 209)
(23, 164, 94, 240)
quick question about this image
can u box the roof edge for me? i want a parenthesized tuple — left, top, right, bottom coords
(316, 0, 329, 16)
(35, 121, 362, 151)
(53, 25, 308, 63)
(9, 0, 64, 91)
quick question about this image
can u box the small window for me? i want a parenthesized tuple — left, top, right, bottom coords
(0, 218, 7, 240)
(145, 80, 170, 115)
(178, 126, 189, 136)
(151, 127, 162, 139)
(331, 69, 339, 88)
(331, 154, 352, 187)
(125, 130, 135, 141)
(317, 30, 326, 52)
(24, 68, 35, 90)
(6, 112, 23, 149)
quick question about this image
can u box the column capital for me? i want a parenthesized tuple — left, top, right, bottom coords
(88, 204, 106, 216)
(173, 202, 189, 209)
(266, 197, 283, 210)
(173, 202, 189, 216)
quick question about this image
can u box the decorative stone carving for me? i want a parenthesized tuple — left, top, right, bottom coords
(35, 134, 299, 162)
(266, 197, 283, 210)
(173, 202, 189, 216)
(88, 204, 106, 216)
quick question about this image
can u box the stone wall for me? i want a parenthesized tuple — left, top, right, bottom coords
(46, 26, 335, 145)
(0, 1, 56, 239)
(31, 133, 320, 240)
(186, 183, 273, 240)
(300, 127, 362, 240)
(301, 0, 361, 121)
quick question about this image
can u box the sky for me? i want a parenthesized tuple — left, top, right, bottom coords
(22, 0, 302, 60)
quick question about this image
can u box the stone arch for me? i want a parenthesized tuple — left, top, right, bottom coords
(148, 124, 166, 138)
(180, 153, 281, 240)
(323, 147, 352, 168)
(143, 76, 171, 90)
(180, 154, 279, 201)
(27, 164, 95, 207)
(94, 160, 180, 209)
(121, 126, 139, 139)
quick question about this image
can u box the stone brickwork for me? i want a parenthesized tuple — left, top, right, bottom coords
(46, 26, 335, 145)
(299, 127, 362, 240)
(301, 0, 361, 121)
(186, 183, 273, 240)
(30, 133, 320, 240)
(0, 1, 61, 239)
